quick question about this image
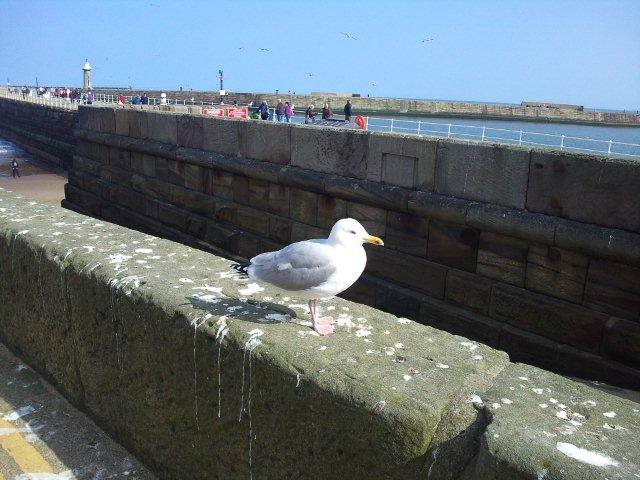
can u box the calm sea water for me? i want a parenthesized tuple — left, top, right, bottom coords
(290, 111, 640, 158)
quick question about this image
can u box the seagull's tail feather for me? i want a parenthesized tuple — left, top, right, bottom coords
(230, 262, 250, 276)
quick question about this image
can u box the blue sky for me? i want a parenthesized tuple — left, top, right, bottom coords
(1, 0, 638, 109)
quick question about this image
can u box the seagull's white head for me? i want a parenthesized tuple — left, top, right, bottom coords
(328, 218, 384, 247)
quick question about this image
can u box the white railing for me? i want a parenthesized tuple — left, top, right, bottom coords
(2, 88, 639, 158)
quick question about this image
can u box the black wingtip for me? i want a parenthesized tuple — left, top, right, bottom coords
(230, 263, 250, 275)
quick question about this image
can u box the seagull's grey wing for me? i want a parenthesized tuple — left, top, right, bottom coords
(248, 241, 337, 291)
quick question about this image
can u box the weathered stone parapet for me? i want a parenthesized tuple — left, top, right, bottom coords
(73, 127, 640, 266)
(2, 189, 639, 479)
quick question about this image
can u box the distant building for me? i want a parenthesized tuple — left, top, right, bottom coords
(82, 60, 92, 90)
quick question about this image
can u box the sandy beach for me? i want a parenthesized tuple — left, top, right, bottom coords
(0, 138, 67, 205)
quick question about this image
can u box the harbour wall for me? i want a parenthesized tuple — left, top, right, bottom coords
(92, 88, 640, 126)
(0, 96, 76, 168)
(64, 105, 640, 389)
(1, 188, 639, 479)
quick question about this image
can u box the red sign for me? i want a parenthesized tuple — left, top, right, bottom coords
(227, 107, 248, 119)
(203, 108, 224, 116)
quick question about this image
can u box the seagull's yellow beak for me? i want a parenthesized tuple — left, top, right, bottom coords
(363, 235, 384, 246)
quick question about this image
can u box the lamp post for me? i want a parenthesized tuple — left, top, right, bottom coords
(218, 69, 224, 104)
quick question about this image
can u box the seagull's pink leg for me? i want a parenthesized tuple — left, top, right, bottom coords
(313, 300, 335, 326)
(309, 299, 334, 336)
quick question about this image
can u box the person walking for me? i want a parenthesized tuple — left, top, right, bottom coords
(275, 98, 285, 122)
(11, 159, 20, 178)
(284, 101, 293, 123)
(304, 104, 316, 124)
(258, 100, 269, 120)
(322, 103, 333, 120)
(344, 99, 352, 121)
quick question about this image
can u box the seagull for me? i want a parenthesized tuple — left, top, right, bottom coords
(421, 37, 434, 43)
(306, 72, 315, 77)
(340, 32, 358, 40)
(231, 219, 384, 336)
(371, 82, 377, 86)
(259, 48, 270, 52)
(238, 46, 244, 50)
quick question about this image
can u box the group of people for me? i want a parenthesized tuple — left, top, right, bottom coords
(15, 86, 94, 104)
(304, 99, 353, 124)
(253, 98, 354, 125)
(130, 93, 150, 105)
(255, 99, 295, 122)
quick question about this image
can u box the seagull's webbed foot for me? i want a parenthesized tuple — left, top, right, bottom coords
(313, 323, 335, 336)
(316, 316, 335, 326)
(309, 299, 334, 336)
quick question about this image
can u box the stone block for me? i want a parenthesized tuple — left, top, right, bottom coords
(114, 108, 130, 136)
(420, 295, 504, 348)
(110, 185, 147, 215)
(384, 211, 428, 256)
(346, 202, 387, 237)
(498, 326, 559, 373)
(157, 202, 188, 231)
(602, 317, 640, 368)
(435, 140, 531, 209)
(236, 206, 270, 236)
(445, 269, 494, 315)
(202, 117, 241, 157)
(366, 247, 447, 298)
(317, 194, 346, 229)
(376, 284, 421, 319)
(184, 164, 204, 192)
(525, 244, 587, 303)
(554, 220, 640, 267)
(291, 126, 369, 179)
(186, 214, 207, 239)
(325, 176, 409, 212)
(173, 188, 216, 216)
(232, 175, 249, 205)
(235, 232, 259, 259)
(427, 222, 479, 272)
(290, 188, 318, 225)
(466, 202, 557, 245)
(266, 183, 290, 216)
(268, 216, 292, 244)
(583, 259, 640, 320)
(211, 170, 234, 200)
(278, 165, 326, 191)
(238, 121, 291, 165)
(156, 157, 185, 186)
(73, 155, 101, 177)
(177, 115, 204, 149)
(367, 132, 437, 190)
(146, 112, 178, 144)
(248, 178, 269, 209)
(128, 110, 148, 139)
(78, 106, 99, 131)
(526, 151, 640, 233)
(407, 191, 469, 225)
(290, 222, 328, 243)
(109, 147, 131, 170)
(476, 232, 528, 286)
(489, 284, 608, 352)
(340, 278, 376, 306)
(213, 199, 237, 224)
(95, 107, 116, 134)
(204, 220, 238, 250)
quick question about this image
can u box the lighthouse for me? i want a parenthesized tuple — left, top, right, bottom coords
(82, 59, 92, 90)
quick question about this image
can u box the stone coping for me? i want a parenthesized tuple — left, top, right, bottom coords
(0, 188, 638, 479)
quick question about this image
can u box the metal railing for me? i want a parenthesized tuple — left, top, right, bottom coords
(2, 88, 639, 158)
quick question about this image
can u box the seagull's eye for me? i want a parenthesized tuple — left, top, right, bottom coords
(349, 230, 357, 235)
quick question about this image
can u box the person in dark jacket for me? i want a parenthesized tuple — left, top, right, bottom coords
(11, 159, 20, 178)
(304, 105, 316, 124)
(275, 99, 285, 122)
(322, 103, 333, 120)
(141, 92, 149, 105)
(344, 99, 352, 121)
(258, 101, 269, 120)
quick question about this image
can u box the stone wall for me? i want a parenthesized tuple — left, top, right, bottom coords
(0, 97, 77, 168)
(92, 88, 640, 126)
(1, 188, 639, 479)
(64, 105, 640, 389)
